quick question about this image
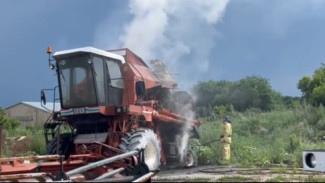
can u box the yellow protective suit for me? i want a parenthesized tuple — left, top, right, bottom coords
(220, 122, 232, 163)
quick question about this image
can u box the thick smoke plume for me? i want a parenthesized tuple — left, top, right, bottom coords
(120, 0, 229, 89)
(119, 0, 229, 162)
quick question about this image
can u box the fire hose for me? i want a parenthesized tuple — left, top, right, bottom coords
(192, 139, 240, 160)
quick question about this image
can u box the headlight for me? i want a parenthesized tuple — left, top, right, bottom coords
(115, 107, 123, 113)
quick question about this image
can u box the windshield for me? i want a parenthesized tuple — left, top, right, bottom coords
(58, 54, 97, 108)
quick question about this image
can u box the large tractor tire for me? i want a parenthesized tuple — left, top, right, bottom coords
(119, 129, 161, 171)
(46, 133, 74, 159)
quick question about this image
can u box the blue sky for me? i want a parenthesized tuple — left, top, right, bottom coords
(1, 0, 325, 108)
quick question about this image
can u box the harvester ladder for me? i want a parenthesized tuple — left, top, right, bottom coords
(44, 114, 63, 145)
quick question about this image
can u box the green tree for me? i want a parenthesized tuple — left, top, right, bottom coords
(298, 76, 312, 98)
(192, 80, 232, 117)
(192, 75, 282, 115)
(282, 96, 301, 109)
(298, 63, 325, 106)
(229, 76, 276, 111)
(192, 80, 232, 107)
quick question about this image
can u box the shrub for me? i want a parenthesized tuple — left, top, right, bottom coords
(286, 134, 300, 153)
(193, 145, 215, 165)
(0, 108, 20, 130)
(1, 125, 46, 157)
(31, 132, 46, 155)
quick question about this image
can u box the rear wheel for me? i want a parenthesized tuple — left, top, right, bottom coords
(183, 149, 198, 168)
(119, 129, 161, 171)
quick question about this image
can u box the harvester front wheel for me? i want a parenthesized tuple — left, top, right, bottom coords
(119, 129, 161, 171)
(46, 133, 74, 159)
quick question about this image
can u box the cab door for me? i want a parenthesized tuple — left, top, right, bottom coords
(105, 59, 124, 106)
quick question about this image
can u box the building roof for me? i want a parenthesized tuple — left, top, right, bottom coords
(6, 102, 61, 112)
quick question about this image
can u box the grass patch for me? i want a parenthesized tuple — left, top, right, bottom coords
(153, 178, 211, 182)
(270, 167, 288, 174)
(216, 176, 256, 182)
(238, 168, 262, 175)
(304, 176, 325, 182)
(266, 175, 288, 182)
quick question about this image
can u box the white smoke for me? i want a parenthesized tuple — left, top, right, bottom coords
(118, 0, 229, 163)
(177, 102, 196, 162)
(120, 0, 168, 60)
(119, 0, 230, 89)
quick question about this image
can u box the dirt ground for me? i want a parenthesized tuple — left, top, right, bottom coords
(151, 165, 325, 182)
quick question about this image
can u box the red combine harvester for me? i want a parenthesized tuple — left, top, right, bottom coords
(0, 47, 201, 182)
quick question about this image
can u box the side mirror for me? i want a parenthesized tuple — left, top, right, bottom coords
(41, 90, 46, 105)
(135, 81, 146, 99)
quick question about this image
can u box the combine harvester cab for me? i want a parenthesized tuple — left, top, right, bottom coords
(0, 47, 201, 182)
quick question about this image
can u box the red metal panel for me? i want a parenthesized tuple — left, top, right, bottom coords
(128, 105, 142, 116)
(0, 164, 38, 175)
(130, 64, 161, 89)
(99, 106, 116, 115)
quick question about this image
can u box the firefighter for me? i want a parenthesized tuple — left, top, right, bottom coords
(220, 116, 232, 165)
